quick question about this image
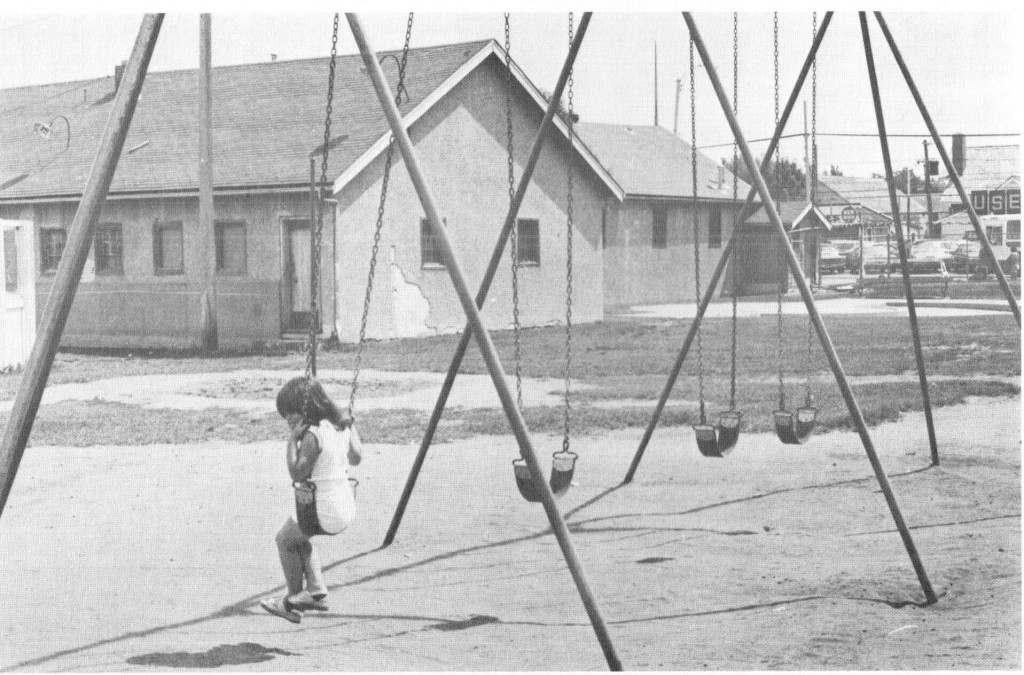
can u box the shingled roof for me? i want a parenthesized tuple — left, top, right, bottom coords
(2, 39, 613, 202)
(814, 174, 931, 217)
(574, 122, 750, 201)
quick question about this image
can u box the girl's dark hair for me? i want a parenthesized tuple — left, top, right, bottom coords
(276, 377, 348, 429)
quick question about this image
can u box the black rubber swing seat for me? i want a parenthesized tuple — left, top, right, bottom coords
(773, 407, 817, 445)
(694, 411, 743, 458)
(513, 451, 579, 502)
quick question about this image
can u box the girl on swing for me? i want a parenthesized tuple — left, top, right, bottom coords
(260, 377, 362, 623)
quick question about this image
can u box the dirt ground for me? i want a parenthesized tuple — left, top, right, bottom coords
(0, 368, 1019, 671)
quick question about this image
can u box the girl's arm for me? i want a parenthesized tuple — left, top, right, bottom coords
(347, 424, 363, 467)
(287, 423, 322, 482)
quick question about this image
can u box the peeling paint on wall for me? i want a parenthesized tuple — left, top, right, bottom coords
(389, 246, 432, 339)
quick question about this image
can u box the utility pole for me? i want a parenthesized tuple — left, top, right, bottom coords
(923, 139, 935, 237)
(198, 13, 217, 351)
(673, 78, 682, 135)
(653, 42, 659, 127)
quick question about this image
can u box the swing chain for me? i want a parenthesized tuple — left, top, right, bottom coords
(306, 11, 339, 408)
(690, 36, 706, 426)
(562, 12, 575, 454)
(729, 11, 739, 412)
(504, 13, 523, 411)
(774, 11, 786, 411)
(349, 13, 414, 416)
(805, 11, 818, 408)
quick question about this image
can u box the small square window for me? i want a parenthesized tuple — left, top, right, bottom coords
(516, 219, 540, 265)
(153, 221, 184, 274)
(652, 207, 667, 249)
(4, 229, 17, 292)
(708, 205, 723, 248)
(40, 228, 66, 273)
(216, 221, 246, 274)
(94, 223, 123, 275)
(421, 217, 447, 268)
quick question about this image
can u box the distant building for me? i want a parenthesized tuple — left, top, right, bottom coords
(814, 175, 933, 241)
(936, 144, 1020, 249)
(575, 123, 750, 305)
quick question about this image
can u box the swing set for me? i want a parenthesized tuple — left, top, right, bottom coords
(0, 11, 1020, 673)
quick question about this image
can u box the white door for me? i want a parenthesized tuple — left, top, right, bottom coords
(0, 219, 36, 370)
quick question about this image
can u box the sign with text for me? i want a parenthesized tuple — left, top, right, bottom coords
(969, 189, 1021, 215)
(822, 203, 862, 226)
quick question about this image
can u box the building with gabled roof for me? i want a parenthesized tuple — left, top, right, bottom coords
(936, 144, 1020, 249)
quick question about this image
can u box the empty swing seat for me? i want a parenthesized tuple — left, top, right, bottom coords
(773, 406, 817, 445)
(694, 411, 743, 458)
(514, 452, 579, 502)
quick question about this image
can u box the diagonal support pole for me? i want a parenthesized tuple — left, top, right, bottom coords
(384, 13, 592, 546)
(623, 11, 834, 484)
(0, 15, 164, 519)
(859, 12, 940, 466)
(874, 12, 1019, 327)
(684, 12, 937, 605)
(346, 14, 622, 670)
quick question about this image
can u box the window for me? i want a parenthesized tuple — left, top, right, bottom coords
(421, 217, 447, 267)
(94, 223, 123, 275)
(601, 208, 607, 249)
(1007, 220, 1020, 244)
(652, 207, 667, 249)
(40, 228, 66, 273)
(4, 229, 17, 292)
(708, 205, 723, 248)
(153, 221, 184, 274)
(516, 219, 540, 265)
(986, 225, 1004, 246)
(216, 221, 247, 274)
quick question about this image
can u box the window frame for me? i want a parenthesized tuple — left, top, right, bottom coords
(652, 206, 668, 249)
(152, 220, 185, 276)
(3, 229, 17, 293)
(93, 222, 124, 276)
(215, 220, 248, 275)
(40, 228, 66, 274)
(516, 218, 540, 266)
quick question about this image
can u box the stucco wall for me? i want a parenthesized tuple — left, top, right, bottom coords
(602, 198, 742, 307)
(18, 191, 331, 349)
(334, 57, 606, 342)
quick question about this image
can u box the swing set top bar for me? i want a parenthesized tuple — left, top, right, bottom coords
(0, 15, 165, 517)
(344, 13, 622, 671)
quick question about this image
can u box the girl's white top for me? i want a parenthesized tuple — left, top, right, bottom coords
(305, 422, 356, 534)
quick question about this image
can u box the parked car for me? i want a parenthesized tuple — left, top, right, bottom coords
(949, 240, 1019, 277)
(819, 244, 847, 274)
(847, 241, 898, 274)
(905, 239, 956, 274)
(830, 240, 859, 258)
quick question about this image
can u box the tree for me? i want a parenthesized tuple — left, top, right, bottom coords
(725, 155, 807, 201)
(829, 165, 844, 176)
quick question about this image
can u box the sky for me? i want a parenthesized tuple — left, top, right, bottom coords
(1, 7, 1021, 180)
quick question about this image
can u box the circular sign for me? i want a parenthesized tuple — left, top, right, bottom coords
(841, 206, 857, 224)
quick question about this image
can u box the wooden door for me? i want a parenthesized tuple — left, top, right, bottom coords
(283, 219, 313, 332)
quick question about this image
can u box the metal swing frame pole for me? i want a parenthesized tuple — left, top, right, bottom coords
(383, 13, 592, 547)
(874, 12, 1019, 327)
(685, 12, 937, 604)
(0, 15, 164, 519)
(346, 15, 622, 670)
(623, 11, 834, 484)
(859, 13, 940, 466)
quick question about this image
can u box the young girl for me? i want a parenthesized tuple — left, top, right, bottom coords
(260, 376, 362, 623)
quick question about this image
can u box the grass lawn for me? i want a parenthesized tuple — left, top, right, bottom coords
(1, 313, 1018, 446)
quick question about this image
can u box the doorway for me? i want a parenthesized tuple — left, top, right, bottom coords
(283, 218, 314, 333)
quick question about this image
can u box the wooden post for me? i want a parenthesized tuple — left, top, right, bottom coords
(0, 15, 164, 517)
(685, 11, 937, 605)
(198, 13, 218, 351)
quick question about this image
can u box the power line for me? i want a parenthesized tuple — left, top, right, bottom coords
(699, 131, 1020, 149)
(0, 15, 55, 34)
